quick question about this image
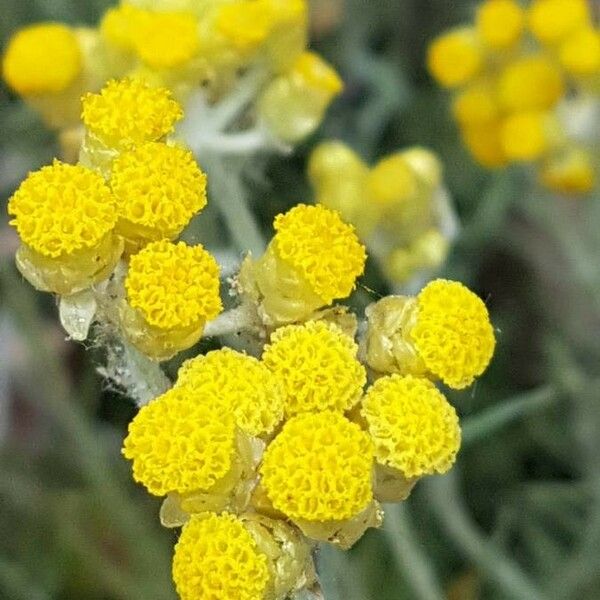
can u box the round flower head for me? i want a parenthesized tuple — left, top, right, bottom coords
(122, 387, 236, 496)
(410, 279, 496, 389)
(461, 120, 508, 168)
(367, 154, 417, 206)
(133, 11, 199, 69)
(110, 142, 207, 244)
(216, 1, 275, 52)
(272, 204, 366, 304)
(260, 411, 374, 522)
(262, 321, 366, 416)
(101, 5, 147, 52)
(528, 0, 590, 45)
(126, 240, 222, 331)
(427, 27, 482, 88)
(81, 79, 183, 149)
(293, 51, 343, 98)
(173, 513, 270, 600)
(559, 28, 600, 77)
(501, 111, 549, 161)
(476, 0, 524, 50)
(453, 83, 499, 126)
(176, 348, 285, 437)
(2, 23, 82, 95)
(498, 55, 564, 112)
(362, 375, 461, 479)
(8, 160, 117, 259)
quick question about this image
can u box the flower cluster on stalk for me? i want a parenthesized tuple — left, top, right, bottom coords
(428, 0, 600, 196)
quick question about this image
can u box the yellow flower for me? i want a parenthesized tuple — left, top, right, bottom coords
(81, 78, 183, 149)
(272, 204, 366, 305)
(540, 147, 595, 195)
(176, 348, 285, 437)
(559, 27, 600, 77)
(133, 11, 200, 69)
(8, 160, 116, 259)
(110, 142, 207, 247)
(215, 1, 275, 52)
(260, 411, 374, 522)
(498, 55, 564, 112)
(293, 51, 343, 96)
(367, 153, 418, 207)
(427, 27, 482, 88)
(125, 240, 222, 331)
(2, 23, 82, 96)
(528, 0, 590, 45)
(476, 0, 524, 50)
(411, 279, 496, 389)
(262, 320, 366, 416)
(100, 5, 147, 52)
(172, 513, 271, 600)
(461, 120, 508, 168)
(122, 388, 236, 496)
(452, 83, 499, 126)
(362, 375, 461, 479)
(501, 111, 550, 161)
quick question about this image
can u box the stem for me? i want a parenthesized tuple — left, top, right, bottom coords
(203, 304, 257, 338)
(461, 386, 557, 448)
(382, 503, 445, 600)
(426, 470, 547, 600)
(195, 129, 291, 156)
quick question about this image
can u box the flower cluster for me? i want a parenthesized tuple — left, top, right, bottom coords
(8, 78, 221, 360)
(309, 142, 456, 284)
(428, 0, 599, 195)
(2, 0, 342, 151)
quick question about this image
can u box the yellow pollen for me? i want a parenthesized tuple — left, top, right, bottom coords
(8, 160, 117, 258)
(260, 411, 374, 522)
(125, 240, 222, 331)
(272, 204, 366, 304)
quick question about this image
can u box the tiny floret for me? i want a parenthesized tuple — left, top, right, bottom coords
(262, 321, 366, 416)
(260, 411, 374, 522)
(272, 204, 366, 304)
(362, 375, 461, 478)
(122, 387, 235, 496)
(81, 79, 183, 149)
(176, 348, 285, 437)
(110, 142, 207, 243)
(172, 513, 271, 600)
(411, 279, 496, 389)
(8, 160, 117, 258)
(2, 23, 82, 95)
(125, 240, 222, 330)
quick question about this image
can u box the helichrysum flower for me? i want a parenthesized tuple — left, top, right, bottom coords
(498, 55, 564, 112)
(427, 27, 482, 88)
(81, 78, 183, 149)
(500, 111, 551, 160)
(367, 153, 418, 208)
(7, 160, 122, 295)
(2, 23, 82, 95)
(123, 240, 222, 359)
(528, 0, 590, 45)
(122, 388, 236, 496)
(461, 119, 508, 168)
(271, 204, 365, 305)
(410, 279, 496, 389)
(172, 513, 271, 600)
(100, 5, 146, 53)
(176, 348, 285, 437)
(262, 320, 366, 416)
(559, 27, 600, 77)
(260, 411, 374, 523)
(476, 0, 524, 50)
(541, 147, 595, 194)
(215, 1, 275, 53)
(362, 375, 461, 479)
(110, 142, 207, 248)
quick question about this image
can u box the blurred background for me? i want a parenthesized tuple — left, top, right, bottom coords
(2, 1, 600, 599)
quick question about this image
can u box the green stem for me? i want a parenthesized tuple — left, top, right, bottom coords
(0, 555, 50, 600)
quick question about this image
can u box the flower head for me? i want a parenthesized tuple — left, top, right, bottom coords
(262, 320, 365, 416)
(122, 387, 236, 496)
(272, 204, 366, 304)
(2, 23, 82, 95)
(110, 142, 207, 243)
(293, 51, 343, 97)
(100, 5, 147, 52)
(362, 375, 461, 479)
(559, 27, 600, 77)
(8, 160, 117, 258)
(498, 55, 564, 112)
(453, 83, 500, 126)
(172, 513, 271, 600)
(176, 348, 285, 437)
(501, 111, 550, 161)
(411, 279, 496, 389)
(216, 1, 275, 52)
(260, 411, 374, 522)
(81, 78, 183, 149)
(367, 153, 417, 206)
(476, 0, 524, 49)
(528, 0, 590, 44)
(461, 120, 508, 168)
(541, 147, 595, 194)
(125, 240, 222, 330)
(427, 27, 482, 88)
